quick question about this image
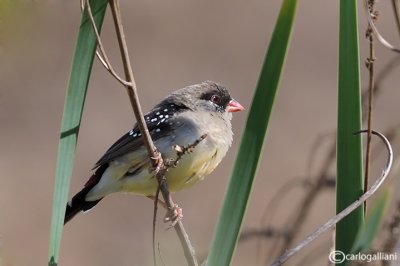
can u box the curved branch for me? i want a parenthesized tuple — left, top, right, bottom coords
(271, 130, 393, 266)
(364, 0, 400, 53)
(84, 0, 134, 87)
(391, 0, 400, 39)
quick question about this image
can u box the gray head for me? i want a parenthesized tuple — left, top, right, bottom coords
(159, 81, 244, 115)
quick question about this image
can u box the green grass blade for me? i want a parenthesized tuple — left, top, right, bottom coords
(48, 1, 108, 265)
(350, 189, 391, 254)
(336, 0, 363, 261)
(206, 1, 298, 265)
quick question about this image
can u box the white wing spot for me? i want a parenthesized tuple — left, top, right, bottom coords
(165, 115, 169, 118)
(156, 128, 161, 132)
(129, 130, 134, 135)
(164, 109, 168, 112)
(151, 118, 157, 122)
(132, 133, 137, 137)
(156, 112, 160, 115)
(159, 115, 164, 118)
(161, 118, 166, 123)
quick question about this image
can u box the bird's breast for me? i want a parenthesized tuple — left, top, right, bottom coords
(160, 111, 233, 192)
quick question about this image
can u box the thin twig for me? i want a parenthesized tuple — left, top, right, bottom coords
(80, 0, 119, 75)
(84, 0, 133, 87)
(165, 134, 208, 168)
(391, 0, 400, 39)
(364, 0, 377, 212)
(270, 54, 399, 257)
(364, 0, 400, 53)
(153, 187, 161, 266)
(157, 242, 167, 266)
(84, 0, 198, 265)
(152, 135, 206, 265)
(250, 55, 400, 264)
(271, 130, 393, 266)
(107, 1, 198, 265)
(108, 0, 157, 158)
(295, 240, 332, 266)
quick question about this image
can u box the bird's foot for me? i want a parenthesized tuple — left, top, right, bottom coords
(164, 203, 183, 227)
(147, 196, 183, 226)
(150, 151, 164, 175)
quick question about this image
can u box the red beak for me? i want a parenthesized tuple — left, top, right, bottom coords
(227, 99, 244, 112)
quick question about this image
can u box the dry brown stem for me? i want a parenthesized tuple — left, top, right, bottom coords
(84, 1, 198, 265)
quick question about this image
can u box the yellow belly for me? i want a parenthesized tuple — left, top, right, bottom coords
(120, 145, 220, 196)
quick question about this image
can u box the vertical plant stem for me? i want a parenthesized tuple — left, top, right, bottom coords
(107, 1, 197, 265)
(364, 1, 376, 212)
(108, 0, 157, 158)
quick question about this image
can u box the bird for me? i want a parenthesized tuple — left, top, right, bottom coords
(64, 81, 244, 224)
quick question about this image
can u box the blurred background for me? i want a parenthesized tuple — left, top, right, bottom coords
(1, 1, 400, 265)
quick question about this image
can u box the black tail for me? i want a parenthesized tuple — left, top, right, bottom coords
(64, 164, 108, 224)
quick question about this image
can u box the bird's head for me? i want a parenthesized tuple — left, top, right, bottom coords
(165, 81, 244, 116)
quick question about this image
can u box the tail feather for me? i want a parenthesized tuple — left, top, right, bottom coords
(64, 164, 108, 224)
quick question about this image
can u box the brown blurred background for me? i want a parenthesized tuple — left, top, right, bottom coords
(1, 1, 400, 265)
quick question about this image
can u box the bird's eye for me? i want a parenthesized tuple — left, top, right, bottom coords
(210, 95, 221, 105)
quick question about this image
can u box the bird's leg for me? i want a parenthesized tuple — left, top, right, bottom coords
(147, 195, 183, 226)
(148, 136, 207, 226)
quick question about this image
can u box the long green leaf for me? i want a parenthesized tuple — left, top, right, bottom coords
(206, 1, 298, 265)
(351, 189, 391, 254)
(48, 1, 108, 265)
(336, 0, 363, 262)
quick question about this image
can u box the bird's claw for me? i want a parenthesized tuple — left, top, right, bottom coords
(164, 203, 183, 226)
(151, 152, 164, 175)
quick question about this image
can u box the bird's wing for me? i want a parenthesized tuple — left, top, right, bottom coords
(94, 102, 188, 168)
